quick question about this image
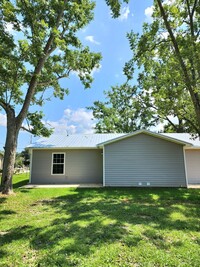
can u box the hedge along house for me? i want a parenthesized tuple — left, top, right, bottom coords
(28, 130, 200, 187)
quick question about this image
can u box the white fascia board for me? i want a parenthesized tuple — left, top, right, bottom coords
(184, 146, 200, 150)
(30, 147, 101, 150)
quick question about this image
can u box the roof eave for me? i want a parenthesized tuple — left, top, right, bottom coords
(29, 146, 101, 150)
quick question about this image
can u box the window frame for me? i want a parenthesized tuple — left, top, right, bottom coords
(51, 152, 65, 175)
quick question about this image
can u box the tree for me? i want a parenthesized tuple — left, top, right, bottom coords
(94, 0, 200, 134)
(128, 0, 200, 133)
(105, 0, 129, 17)
(14, 153, 24, 169)
(0, 0, 101, 194)
(90, 83, 158, 133)
(19, 148, 30, 167)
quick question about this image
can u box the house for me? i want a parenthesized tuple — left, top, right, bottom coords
(27, 130, 200, 187)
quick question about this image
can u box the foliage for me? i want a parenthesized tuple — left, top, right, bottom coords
(14, 148, 30, 168)
(94, 0, 200, 134)
(0, 0, 101, 193)
(128, 0, 200, 133)
(0, 0, 101, 135)
(19, 148, 30, 167)
(105, 0, 129, 18)
(14, 153, 23, 168)
(0, 173, 200, 266)
(90, 83, 157, 133)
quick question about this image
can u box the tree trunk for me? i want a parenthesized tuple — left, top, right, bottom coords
(1, 112, 19, 195)
(156, 0, 200, 134)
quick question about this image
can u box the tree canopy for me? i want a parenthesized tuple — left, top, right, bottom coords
(0, 0, 101, 135)
(0, 0, 101, 194)
(91, 0, 200, 134)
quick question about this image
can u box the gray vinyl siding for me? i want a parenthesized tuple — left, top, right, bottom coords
(104, 134, 186, 187)
(31, 149, 103, 184)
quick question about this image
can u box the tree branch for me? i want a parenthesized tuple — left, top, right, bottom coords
(0, 100, 7, 110)
(37, 71, 71, 86)
(16, 0, 68, 128)
(150, 38, 169, 52)
(156, 0, 200, 131)
(20, 125, 33, 134)
(191, 0, 198, 17)
(21, 0, 35, 37)
(183, 116, 199, 133)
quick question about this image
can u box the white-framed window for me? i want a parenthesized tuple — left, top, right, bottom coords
(52, 153, 65, 175)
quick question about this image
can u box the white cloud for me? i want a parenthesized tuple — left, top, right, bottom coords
(46, 108, 96, 134)
(160, 31, 169, 39)
(72, 64, 102, 78)
(163, 0, 176, 5)
(5, 22, 15, 34)
(0, 114, 7, 127)
(4, 22, 24, 35)
(85, 35, 100, 45)
(119, 6, 130, 21)
(151, 116, 179, 132)
(90, 64, 102, 76)
(145, 6, 154, 22)
(145, 0, 175, 22)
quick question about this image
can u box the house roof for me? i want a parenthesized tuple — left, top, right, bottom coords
(27, 133, 125, 149)
(97, 130, 193, 147)
(162, 133, 200, 148)
(28, 130, 200, 150)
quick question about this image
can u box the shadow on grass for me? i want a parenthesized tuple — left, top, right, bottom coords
(0, 187, 200, 265)
(0, 210, 16, 221)
(13, 178, 29, 189)
(0, 197, 6, 204)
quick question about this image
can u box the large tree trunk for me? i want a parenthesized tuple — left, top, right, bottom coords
(1, 110, 19, 195)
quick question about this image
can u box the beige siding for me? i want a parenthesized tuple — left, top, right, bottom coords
(31, 149, 103, 184)
(104, 134, 187, 187)
(185, 149, 200, 184)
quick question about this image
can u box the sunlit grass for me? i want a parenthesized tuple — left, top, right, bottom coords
(0, 173, 200, 266)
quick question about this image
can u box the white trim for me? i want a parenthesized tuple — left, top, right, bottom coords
(30, 147, 100, 150)
(183, 147, 189, 188)
(29, 149, 33, 184)
(103, 147, 105, 187)
(184, 147, 200, 150)
(51, 152, 65, 175)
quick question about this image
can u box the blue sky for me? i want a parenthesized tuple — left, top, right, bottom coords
(0, 0, 153, 151)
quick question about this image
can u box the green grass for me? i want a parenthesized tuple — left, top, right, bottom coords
(0, 174, 200, 267)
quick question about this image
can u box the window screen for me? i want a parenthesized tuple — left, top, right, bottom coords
(52, 153, 65, 174)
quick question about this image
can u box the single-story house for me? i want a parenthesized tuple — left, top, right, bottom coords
(27, 130, 200, 187)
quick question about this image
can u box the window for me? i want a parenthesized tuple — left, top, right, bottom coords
(52, 153, 65, 175)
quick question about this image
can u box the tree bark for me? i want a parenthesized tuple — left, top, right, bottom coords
(1, 108, 19, 194)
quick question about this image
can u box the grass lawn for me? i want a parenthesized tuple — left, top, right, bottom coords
(0, 174, 200, 267)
